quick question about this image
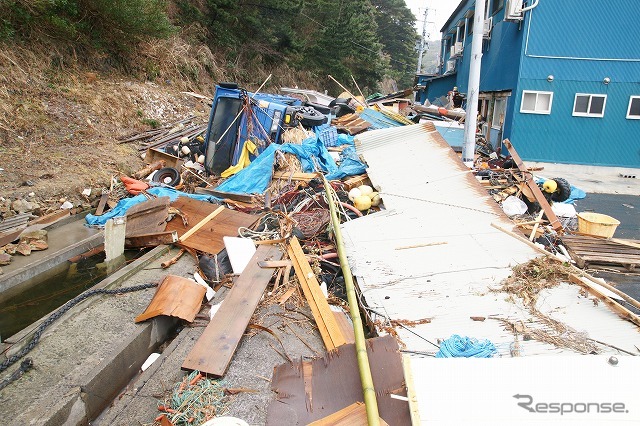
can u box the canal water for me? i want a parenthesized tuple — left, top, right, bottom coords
(0, 249, 146, 341)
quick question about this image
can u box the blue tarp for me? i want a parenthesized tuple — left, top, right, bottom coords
(85, 187, 218, 227)
(214, 132, 366, 195)
(534, 177, 586, 204)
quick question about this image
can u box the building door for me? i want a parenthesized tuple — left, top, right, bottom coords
(490, 95, 509, 148)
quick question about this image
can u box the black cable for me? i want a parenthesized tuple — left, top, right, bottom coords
(0, 283, 158, 375)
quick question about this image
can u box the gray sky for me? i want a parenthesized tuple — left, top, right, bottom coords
(405, 0, 461, 40)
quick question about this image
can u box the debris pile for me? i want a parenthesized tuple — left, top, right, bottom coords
(2, 80, 638, 426)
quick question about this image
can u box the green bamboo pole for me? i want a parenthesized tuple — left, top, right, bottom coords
(323, 177, 380, 426)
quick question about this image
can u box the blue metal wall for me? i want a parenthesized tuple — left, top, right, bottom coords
(511, 0, 640, 167)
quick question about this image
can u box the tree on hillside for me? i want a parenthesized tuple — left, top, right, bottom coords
(370, 0, 418, 89)
(301, 0, 386, 94)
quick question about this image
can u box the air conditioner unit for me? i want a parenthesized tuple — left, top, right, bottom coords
(505, 0, 523, 21)
(450, 45, 456, 58)
(445, 59, 456, 74)
(483, 17, 493, 39)
(454, 41, 463, 56)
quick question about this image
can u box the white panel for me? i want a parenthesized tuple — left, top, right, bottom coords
(409, 356, 640, 425)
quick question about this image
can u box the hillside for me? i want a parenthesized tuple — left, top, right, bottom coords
(0, 0, 419, 214)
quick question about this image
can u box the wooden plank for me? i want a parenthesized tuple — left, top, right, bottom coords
(503, 139, 563, 232)
(179, 205, 225, 242)
(307, 402, 383, 426)
(125, 231, 178, 248)
(125, 196, 170, 237)
(165, 197, 257, 255)
(569, 274, 640, 328)
(95, 192, 110, 216)
(333, 310, 355, 345)
(182, 244, 282, 376)
(402, 355, 421, 426)
(258, 260, 293, 268)
(272, 171, 320, 181)
(135, 275, 206, 323)
(288, 237, 346, 351)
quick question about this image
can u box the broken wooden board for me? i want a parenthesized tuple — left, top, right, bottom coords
(182, 244, 282, 377)
(562, 234, 640, 271)
(145, 147, 184, 169)
(569, 274, 640, 327)
(331, 113, 372, 135)
(272, 171, 320, 182)
(342, 174, 372, 191)
(125, 196, 170, 237)
(288, 237, 346, 351)
(503, 139, 563, 232)
(307, 402, 389, 426)
(95, 192, 110, 216)
(135, 275, 206, 323)
(165, 197, 257, 255)
(266, 335, 409, 426)
(125, 231, 178, 249)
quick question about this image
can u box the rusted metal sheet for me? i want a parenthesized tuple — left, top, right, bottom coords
(135, 275, 206, 323)
(266, 335, 410, 426)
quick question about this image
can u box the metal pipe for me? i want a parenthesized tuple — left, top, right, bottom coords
(461, 0, 486, 165)
(323, 177, 380, 426)
(521, 0, 540, 13)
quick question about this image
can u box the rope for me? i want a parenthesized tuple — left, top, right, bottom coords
(435, 335, 496, 358)
(0, 283, 158, 375)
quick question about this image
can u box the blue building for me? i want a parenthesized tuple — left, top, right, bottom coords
(417, 0, 640, 169)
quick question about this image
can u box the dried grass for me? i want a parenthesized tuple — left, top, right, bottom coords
(493, 258, 599, 354)
(495, 257, 574, 308)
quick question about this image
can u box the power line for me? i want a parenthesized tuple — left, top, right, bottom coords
(299, 10, 417, 69)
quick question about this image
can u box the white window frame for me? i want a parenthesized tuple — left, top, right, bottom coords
(626, 96, 640, 120)
(492, 97, 507, 129)
(520, 90, 553, 114)
(572, 93, 607, 118)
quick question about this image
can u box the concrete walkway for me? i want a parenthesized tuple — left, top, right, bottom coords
(0, 216, 103, 301)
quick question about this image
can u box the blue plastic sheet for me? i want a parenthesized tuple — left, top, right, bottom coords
(534, 177, 586, 204)
(85, 187, 217, 227)
(215, 136, 343, 195)
(325, 146, 367, 180)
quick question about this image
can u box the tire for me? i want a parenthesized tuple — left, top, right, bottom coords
(296, 106, 328, 127)
(152, 167, 181, 187)
(304, 101, 331, 115)
(551, 177, 571, 202)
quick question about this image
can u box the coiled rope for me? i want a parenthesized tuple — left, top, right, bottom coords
(435, 335, 496, 358)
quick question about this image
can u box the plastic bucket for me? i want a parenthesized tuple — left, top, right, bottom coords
(577, 212, 620, 238)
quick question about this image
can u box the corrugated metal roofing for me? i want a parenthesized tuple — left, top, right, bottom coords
(342, 123, 640, 358)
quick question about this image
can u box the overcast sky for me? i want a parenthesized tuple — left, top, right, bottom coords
(405, 0, 461, 40)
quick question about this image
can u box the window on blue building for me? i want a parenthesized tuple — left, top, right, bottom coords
(521, 91, 553, 114)
(627, 96, 640, 119)
(573, 94, 607, 118)
(491, 0, 505, 15)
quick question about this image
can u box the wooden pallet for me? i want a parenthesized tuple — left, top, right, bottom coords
(561, 235, 640, 271)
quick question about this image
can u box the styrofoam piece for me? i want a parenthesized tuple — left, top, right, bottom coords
(223, 237, 257, 274)
(141, 353, 160, 371)
(551, 202, 577, 217)
(200, 417, 249, 426)
(209, 302, 222, 320)
(194, 271, 215, 301)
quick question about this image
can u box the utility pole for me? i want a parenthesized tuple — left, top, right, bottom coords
(416, 5, 429, 74)
(462, 0, 486, 165)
